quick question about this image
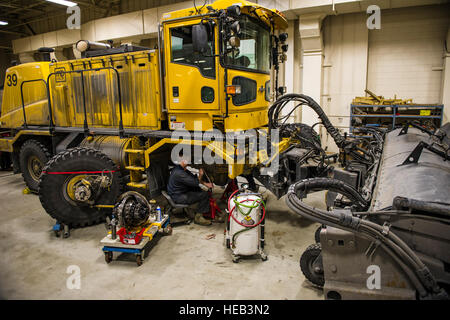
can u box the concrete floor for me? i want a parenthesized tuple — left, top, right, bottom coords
(0, 171, 324, 300)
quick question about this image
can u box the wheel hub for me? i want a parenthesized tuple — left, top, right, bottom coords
(28, 156, 43, 181)
(74, 183, 92, 202)
(65, 175, 91, 203)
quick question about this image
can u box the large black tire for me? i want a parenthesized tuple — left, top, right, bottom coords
(38, 147, 123, 228)
(19, 140, 51, 191)
(300, 243, 325, 287)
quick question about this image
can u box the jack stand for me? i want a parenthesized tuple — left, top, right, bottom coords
(53, 221, 70, 238)
(207, 196, 222, 220)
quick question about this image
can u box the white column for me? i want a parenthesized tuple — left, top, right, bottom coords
(299, 13, 325, 127)
(302, 52, 323, 126)
(322, 13, 369, 152)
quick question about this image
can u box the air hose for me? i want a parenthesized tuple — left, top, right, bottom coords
(285, 179, 447, 299)
(227, 189, 266, 248)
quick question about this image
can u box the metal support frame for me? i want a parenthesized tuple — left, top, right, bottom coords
(102, 247, 141, 254)
(398, 123, 409, 136)
(400, 142, 425, 166)
(400, 140, 449, 166)
(157, 23, 167, 113)
(399, 120, 440, 137)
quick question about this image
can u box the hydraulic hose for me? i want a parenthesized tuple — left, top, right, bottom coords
(285, 179, 445, 298)
(269, 94, 346, 148)
(393, 196, 450, 217)
(285, 188, 429, 296)
(293, 177, 368, 210)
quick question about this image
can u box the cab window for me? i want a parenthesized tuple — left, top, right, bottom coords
(223, 15, 270, 74)
(170, 24, 215, 79)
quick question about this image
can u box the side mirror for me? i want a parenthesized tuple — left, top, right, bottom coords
(192, 24, 209, 54)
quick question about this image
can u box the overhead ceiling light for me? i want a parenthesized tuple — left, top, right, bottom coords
(0, 21, 8, 26)
(46, 0, 77, 7)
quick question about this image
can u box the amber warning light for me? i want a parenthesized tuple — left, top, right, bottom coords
(226, 85, 242, 95)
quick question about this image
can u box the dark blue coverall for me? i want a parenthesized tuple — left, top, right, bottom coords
(167, 165, 210, 214)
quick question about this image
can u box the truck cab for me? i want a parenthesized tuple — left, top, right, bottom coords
(161, 0, 287, 132)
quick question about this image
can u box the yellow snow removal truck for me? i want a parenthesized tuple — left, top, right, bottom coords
(0, 0, 338, 227)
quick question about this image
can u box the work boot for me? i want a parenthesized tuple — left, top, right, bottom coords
(194, 213, 212, 226)
(185, 207, 195, 219)
(213, 214, 225, 223)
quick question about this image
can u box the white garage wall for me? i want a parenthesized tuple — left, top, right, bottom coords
(321, 12, 369, 152)
(319, 4, 448, 152)
(367, 5, 449, 104)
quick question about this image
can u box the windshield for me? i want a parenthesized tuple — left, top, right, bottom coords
(223, 15, 271, 73)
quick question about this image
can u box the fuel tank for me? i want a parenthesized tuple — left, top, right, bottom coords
(79, 135, 131, 169)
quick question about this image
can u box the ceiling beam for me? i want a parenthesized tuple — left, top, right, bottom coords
(0, 16, 22, 23)
(2, 0, 111, 32)
(0, 29, 28, 36)
(73, 1, 110, 13)
(2, 0, 48, 17)
(0, 3, 46, 14)
(2, 11, 68, 30)
(24, 21, 37, 36)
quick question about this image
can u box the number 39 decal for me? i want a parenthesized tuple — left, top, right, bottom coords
(6, 73, 18, 87)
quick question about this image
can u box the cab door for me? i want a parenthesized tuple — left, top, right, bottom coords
(164, 19, 220, 129)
